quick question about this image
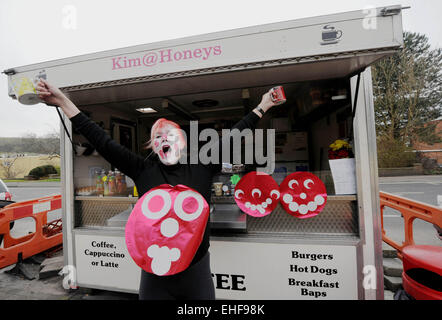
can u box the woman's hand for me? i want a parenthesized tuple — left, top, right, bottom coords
(258, 90, 276, 113)
(36, 78, 69, 107)
(36, 79, 80, 118)
(253, 88, 284, 118)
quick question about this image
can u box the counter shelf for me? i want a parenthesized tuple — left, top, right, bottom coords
(74, 194, 358, 238)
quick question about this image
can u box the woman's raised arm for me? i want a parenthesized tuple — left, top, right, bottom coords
(36, 79, 145, 179)
(208, 89, 284, 174)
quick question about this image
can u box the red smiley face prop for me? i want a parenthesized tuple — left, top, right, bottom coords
(234, 171, 280, 217)
(125, 184, 209, 276)
(280, 172, 327, 219)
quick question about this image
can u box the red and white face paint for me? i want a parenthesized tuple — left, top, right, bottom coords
(280, 172, 327, 219)
(125, 184, 209, 276)
(152, 124, 185, 166)
(234, 171, 280, 217)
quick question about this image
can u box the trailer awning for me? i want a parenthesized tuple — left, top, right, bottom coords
(63, 49, 394, 107)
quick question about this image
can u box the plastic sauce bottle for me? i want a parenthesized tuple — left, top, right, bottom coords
(96, 170, 104, 196)
(108, 171, 115, 196)
(103, 172, 109, 196)
(121, 173, 127, 195)
(115, 170, 122, 195)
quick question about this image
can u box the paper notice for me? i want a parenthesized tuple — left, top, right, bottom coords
(329, 158, 357, 195)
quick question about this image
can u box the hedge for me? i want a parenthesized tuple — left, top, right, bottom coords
(28, 165, 58, 178)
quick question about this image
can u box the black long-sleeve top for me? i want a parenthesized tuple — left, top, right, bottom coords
(70, 111, 261, 267)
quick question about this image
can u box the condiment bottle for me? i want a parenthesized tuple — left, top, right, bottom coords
(96, 170, 104, 196)
(120, 173, 127, 195)
(108, 171, 115, 196)
(102, 170, 109, 196)
(115, 169, 122, 195)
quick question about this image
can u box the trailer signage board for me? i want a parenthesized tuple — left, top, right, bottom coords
(75, 235, 358, 298)
(210, 240, 358, 300)
(75, 234, 140, 292)
(111, 45, 223, 70)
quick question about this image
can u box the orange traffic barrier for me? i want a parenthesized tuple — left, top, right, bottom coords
(380, 191, 442, 259)
(380, 191, 442, 300)
(0, 195, 63, 269)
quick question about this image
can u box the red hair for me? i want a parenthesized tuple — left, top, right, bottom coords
(145, 118, 186, 149)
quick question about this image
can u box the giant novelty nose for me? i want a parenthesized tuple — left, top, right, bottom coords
(160, 218, 179, 237)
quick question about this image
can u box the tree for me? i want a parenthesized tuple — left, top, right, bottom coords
(41, 129, 61, 159)
(22, 130, 60, 159)
(372, 32, 442, 146)
(372, 32, 442, 168)
(0, 157, 23, 179)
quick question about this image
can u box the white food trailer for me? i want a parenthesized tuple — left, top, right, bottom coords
(4, 5, 406, 299)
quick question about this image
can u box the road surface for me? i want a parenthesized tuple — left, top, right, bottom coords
(379, 175, 442, 249)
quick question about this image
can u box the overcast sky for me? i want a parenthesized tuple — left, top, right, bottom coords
(1, 0, 441, 137)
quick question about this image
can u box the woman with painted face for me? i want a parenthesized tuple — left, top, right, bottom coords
(36, 78, 281, 300)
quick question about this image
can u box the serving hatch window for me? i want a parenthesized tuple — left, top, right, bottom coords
(136, 79, 357, 196)
(70, 77, 358, 233)
(200, 78, 357, 197)
(264, 78, 356, 196)
(202, 78, 359, 236)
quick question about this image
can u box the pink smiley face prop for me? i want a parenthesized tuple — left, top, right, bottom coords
(125, 184, 209, 276)
(234, 171, 280, 217)
(280, 172, 327, 219)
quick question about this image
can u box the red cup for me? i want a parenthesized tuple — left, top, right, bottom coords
(270, 86, 286, 105)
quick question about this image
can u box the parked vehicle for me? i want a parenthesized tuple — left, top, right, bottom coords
(0, 178, 12, 201)
(0, 179, 15, 245)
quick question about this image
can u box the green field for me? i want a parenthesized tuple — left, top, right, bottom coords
(3, 178, 61, 182)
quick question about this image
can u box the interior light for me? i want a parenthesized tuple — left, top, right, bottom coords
(136, 107, 157, 113)
(331, 95, 347, 100)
